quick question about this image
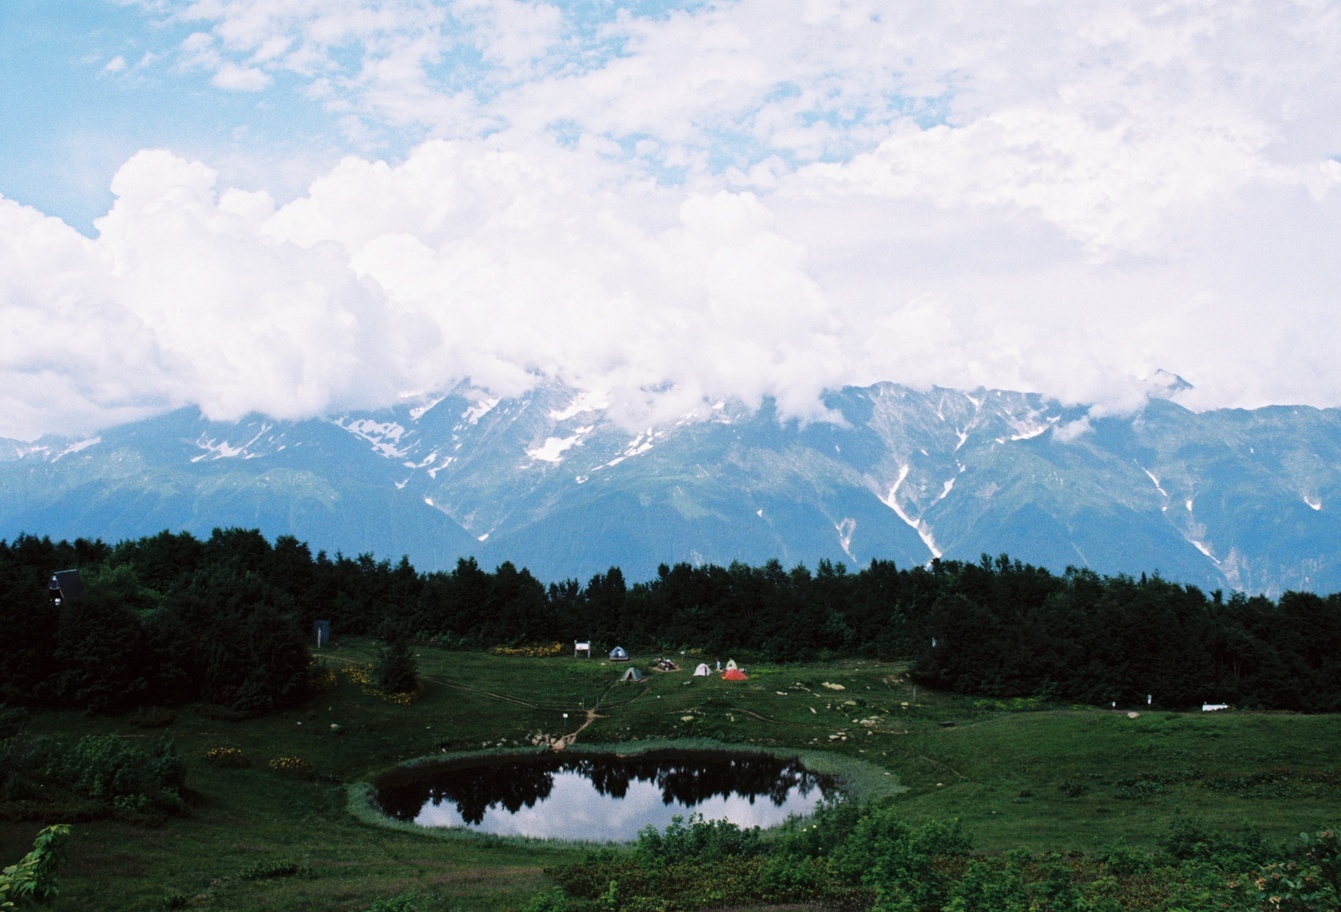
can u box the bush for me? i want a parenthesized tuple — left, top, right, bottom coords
(774, 797, 864, 859)
(61, 735, 185, 803)
(203, 747, 249, 768)
(634, 814, 764, 868)
(240, 858, 304, 880)
(268, 756, 317, 780)
(1164, 817, 1270, 868)
(366, 891, 421, 912)
(375, 638, 419, 696)
(830, 804, 972, 910)
(0, 734, 185, 821)
(0, 824, 71, 908)
(0, 707, 28, 739)
(1255, 828, 1341, 912)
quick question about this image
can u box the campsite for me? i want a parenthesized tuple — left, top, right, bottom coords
(3, 636, 1341, 911)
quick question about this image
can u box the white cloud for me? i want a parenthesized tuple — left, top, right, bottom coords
(211, 62, 272, 91)
(4, 1, 1341, 438)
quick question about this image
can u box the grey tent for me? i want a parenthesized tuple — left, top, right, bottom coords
(693, 663, 712, 676)
(620, 666, 645, 683)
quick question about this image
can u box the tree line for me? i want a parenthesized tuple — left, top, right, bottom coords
(1, 530, 1339, 713)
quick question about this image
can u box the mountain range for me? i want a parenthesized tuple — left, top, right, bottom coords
(3, 381, 1339, 596)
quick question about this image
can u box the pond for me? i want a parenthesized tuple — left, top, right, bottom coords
(372, 749, 837, 841)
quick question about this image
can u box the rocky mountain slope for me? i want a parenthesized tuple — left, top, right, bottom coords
(3, 381, 1339, 594)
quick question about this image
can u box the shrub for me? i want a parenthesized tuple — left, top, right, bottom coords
(520, 889, 567, 912)
(830, 804, 972, 910)
(1255, 828, 1341, 912)
(0, 824, 71, 909)
(366, 891, 421, 912)
(375, 638, 419, 695)
(774, 797, 864, 859)
(340, 663, 374, 687)
(268, 756, 316, 780)
(0, 707, 28, 740)
(203, 747, 249, 768)
(1164, 817, 1270, 868)
(161, 890, 191, 909)
(240, 858, 304, 880)
(308, 664, 338, 693)
(0, 734, 185, 822)
(60, 735, 186, 803)
(634, 814, 764, 868)
(489, 642, 566, 658)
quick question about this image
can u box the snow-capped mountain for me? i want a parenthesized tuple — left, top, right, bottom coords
(3, 381, 1340, 595)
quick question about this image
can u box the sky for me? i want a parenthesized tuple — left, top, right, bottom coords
(2, 0, 1340, 440)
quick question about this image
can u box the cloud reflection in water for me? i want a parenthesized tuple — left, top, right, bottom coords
(376, 751, 833, 841)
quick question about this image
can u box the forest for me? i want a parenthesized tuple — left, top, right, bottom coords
(2, 529, 1339, 715)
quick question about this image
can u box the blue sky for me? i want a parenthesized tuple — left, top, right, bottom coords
(2, 1, 1340, 439)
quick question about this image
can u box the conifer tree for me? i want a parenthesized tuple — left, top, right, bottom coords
(375, 635, 418, 695)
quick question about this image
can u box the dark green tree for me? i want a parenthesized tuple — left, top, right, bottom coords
(376, 635, 419, 695)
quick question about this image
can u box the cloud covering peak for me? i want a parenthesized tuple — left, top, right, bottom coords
(1, 0, 1340, 438)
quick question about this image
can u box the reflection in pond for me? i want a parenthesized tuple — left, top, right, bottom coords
(373, 750, 835, 841)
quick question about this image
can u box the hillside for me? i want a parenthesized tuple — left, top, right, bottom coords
(3, 381, 1340, 594)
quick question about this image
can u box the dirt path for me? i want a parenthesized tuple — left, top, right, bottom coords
(552, 707, 603, 751)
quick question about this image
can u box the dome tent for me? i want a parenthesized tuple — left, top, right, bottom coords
(620, 666, 645, 683)
(609, 646, 629, 661)
(693, 663, 712, 676)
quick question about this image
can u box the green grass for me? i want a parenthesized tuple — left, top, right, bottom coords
(3, 641, 1340, 910)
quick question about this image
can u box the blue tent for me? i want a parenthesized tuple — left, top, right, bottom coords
(609, 646, 629, 661)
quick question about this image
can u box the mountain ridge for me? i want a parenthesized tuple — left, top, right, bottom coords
(2, 381, 1338, 595)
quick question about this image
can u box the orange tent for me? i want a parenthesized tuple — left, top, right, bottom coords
(722, 667, 747, 681)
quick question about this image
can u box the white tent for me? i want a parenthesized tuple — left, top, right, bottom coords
(693, 663, 712, 676)
(725, 659, 739, 671)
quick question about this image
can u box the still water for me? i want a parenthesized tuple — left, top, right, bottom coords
(373, 750, 835, 841)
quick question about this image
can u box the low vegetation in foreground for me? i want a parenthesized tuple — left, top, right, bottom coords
(0, 639, 1339, 911)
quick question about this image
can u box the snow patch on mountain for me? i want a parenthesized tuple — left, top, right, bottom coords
(881, 465, 942, 558)
(602, 431, 656, 469)
(192, 426, 272, 462)
(53, 437, 101, 460)
(408, 396, 445, 421)
(1010, 417, 1054, 441)
(1189, 538, 1220, 565)
(836, 518, 856, 560)
(528, 428, 593, 463)
(549, 390, 609, 422)
(426, 455, 455, 478)
(1143, 469, 1168, 498)
(462, 396, 500, 425)
(336, 418, 410, 458)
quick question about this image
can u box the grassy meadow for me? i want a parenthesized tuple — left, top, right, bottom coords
(3, 638, 1340, 911)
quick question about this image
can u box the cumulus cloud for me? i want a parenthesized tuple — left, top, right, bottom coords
(2, 0, 1341, 438)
